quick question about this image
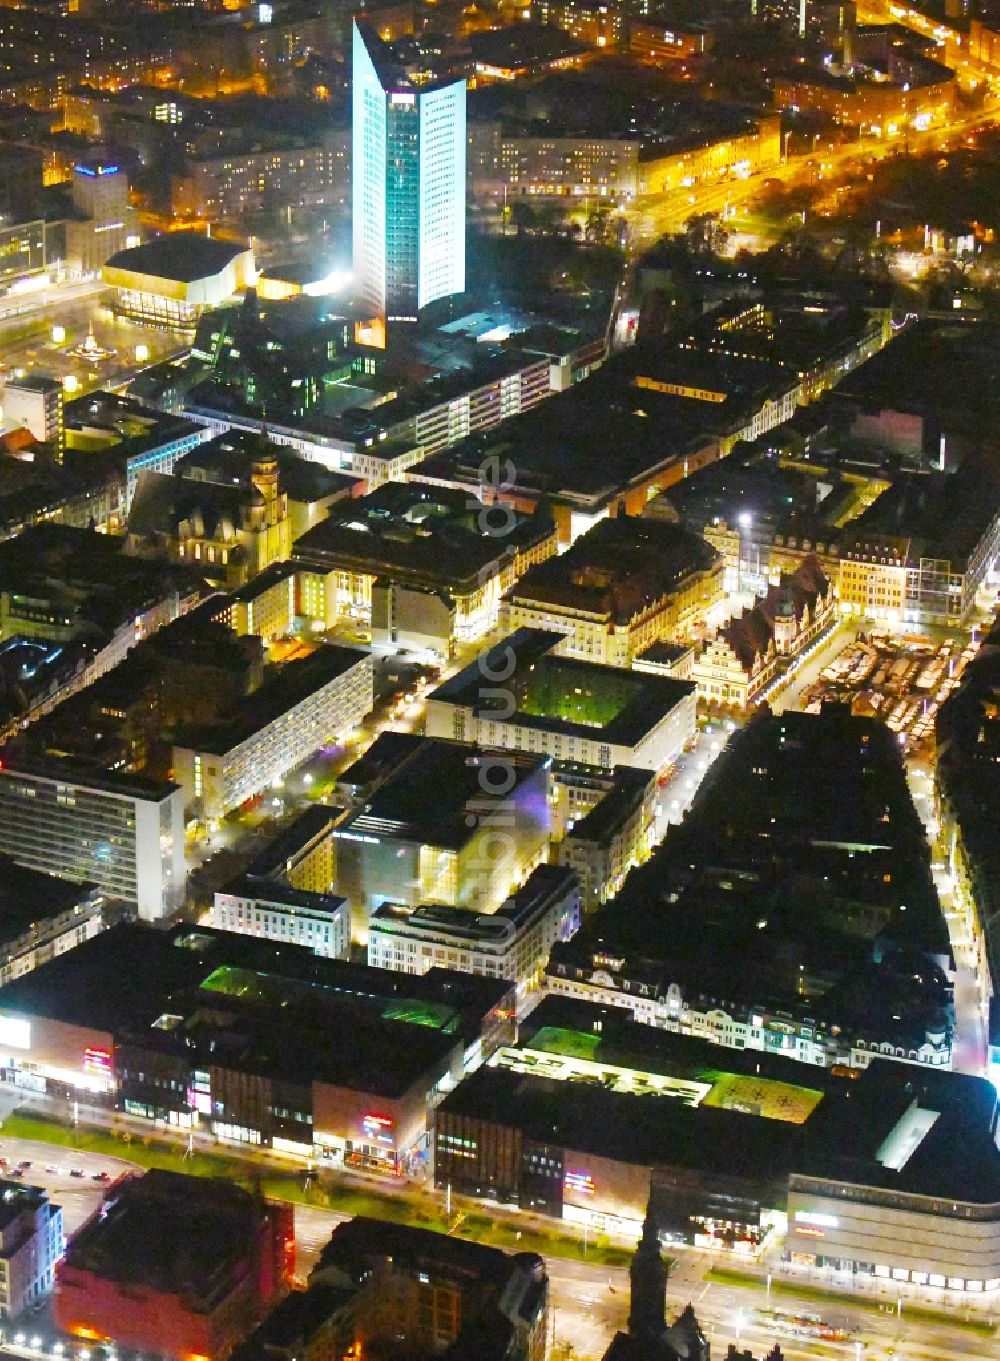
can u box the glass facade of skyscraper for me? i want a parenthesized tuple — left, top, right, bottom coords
(352, 19, 466, 321)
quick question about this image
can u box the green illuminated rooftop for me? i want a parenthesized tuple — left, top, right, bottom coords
(200, 965, 459, 1031)
(528, 1025, 602, 1061)
(202, 965, 274, 1002)
(508, 1024, 823, 1124)
(699, 1069, 822, 1124)
(517, 660, 642, 730)
(381, 999, 459, 1031)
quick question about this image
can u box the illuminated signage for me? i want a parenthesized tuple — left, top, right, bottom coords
(363, 1113, 393, 1127)
(75, 165, 120, 177)
(795, 1211, 838, 1228)
(362, 1113, 394, 1144)
(564, 1171, 596, 1196)
(0, 1017, 30, 1050)
(390, 92, 416, 106)
(83, 1047, 113, 1075)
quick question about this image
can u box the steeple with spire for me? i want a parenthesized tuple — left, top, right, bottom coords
(628, 1194, 668, 1344)
(602, 1199, 711, 1361)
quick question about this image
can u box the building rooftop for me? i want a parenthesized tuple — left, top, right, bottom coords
(468, 23, 587, 74)
(565, 767, 655, 847)
(173, 644, 368, 757)
(634, 641, 694, 668)
(505, 995, 828, 1121)
(64, 391, 202, 460)
(834, 319, 1000, 435)
(318, 1214, 526, 1290)
(795, 1061, 1000, 1204)
(0, 523, 204, 642)
(505, 515, 721, 623)
(0, 855, 99, 941)
(0, 1178, 52, 1232)
(245, 804, 343, 881)
(63, 1170, 271, 1308)
(414, 350, 793, 513)
(3, 373, 62, 395)
(219, 875, 346, 920)
(174, 430, 356, 505)
(0, 754, 179, 803)
(226, 559, 297, 604)
(293, 481, 554, 594)
(440, 1063, 801, 1185)
(105, 233, 249, 284)
(552, 707, 950, 1053)
(431, 629, 696, 749)
(336, 734, 549, 851)
(0, 924, 510, 1094)
(371, 863, 578, 948)
(839, 455, 1000, 569)
(355, 16, 464, 96)
(717, 554, 830, 674)
(647, 439, 826, 538)
(230, 1281, 355, 1361)
(447, 1035, 1000, 1209)
(237, 1215, 546, 1361)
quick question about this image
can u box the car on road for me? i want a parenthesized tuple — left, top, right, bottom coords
(69, 1168, 86, 1178)
(17, 1160, 31, 1169)
(9, 1167, 24, 1178)
(92, 1171, 110, 1182)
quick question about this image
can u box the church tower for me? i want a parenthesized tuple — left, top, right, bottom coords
(628, 1196, 667, 1343)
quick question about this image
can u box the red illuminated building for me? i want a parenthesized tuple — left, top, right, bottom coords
(55, 1169, 294, 1360)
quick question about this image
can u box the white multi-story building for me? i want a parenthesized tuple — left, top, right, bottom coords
(0, 1180, 63, 1318)
(213, 805, 349, 959)
(173, 131, 350, 222)
(1, 375, 63, 450)
(368, 864, 580, 1005)
(172, 645, 373, 820)
(213, 878, 350, 960)
(353, 18, 466, 321)
(468, 122, 640, 202)
(0, 762, 185, 922)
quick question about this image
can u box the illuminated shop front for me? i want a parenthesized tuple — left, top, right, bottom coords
(785, 1182, 1000, 1294)
(0, 1012, 117, 1097)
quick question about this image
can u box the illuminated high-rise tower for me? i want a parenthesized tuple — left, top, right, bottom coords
(352, 18, 466, 323)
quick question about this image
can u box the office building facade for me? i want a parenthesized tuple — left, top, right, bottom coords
(2, 376, 64, 455)
(172, 647, 374, 821)
(352, 18, 466, 321)
(0, 763, 185, 922)
(367, 864, 581, 1004)
(0, 1180, 63, 1318)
